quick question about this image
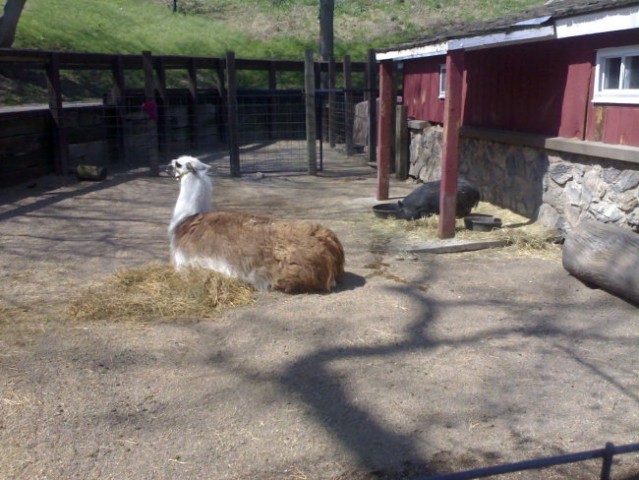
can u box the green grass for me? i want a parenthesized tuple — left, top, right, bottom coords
(15, 0, 547, 61)
(3, 0, 546, 103)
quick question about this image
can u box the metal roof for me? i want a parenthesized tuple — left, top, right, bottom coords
(376, 0, 639, 56)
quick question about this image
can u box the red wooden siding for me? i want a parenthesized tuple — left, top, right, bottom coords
(402, 29, 639, 147)
(403, 58, 445, 123)
(463, 39, 590, 137)
(584, 31, 639, 146)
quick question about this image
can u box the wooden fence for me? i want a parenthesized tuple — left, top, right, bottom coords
(0, 48, 376, 186)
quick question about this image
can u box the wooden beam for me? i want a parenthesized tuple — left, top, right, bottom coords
(438, 49, 465, 239)
(376, 59, 393, 201)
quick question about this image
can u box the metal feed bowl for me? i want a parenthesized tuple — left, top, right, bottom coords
(372, 203, 401, 219)
(464, 214, 503, 231)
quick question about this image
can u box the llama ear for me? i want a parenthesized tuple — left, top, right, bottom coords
(186, 162, 198, 174)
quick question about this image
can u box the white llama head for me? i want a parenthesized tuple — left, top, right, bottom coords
(167, 155, 213, 232)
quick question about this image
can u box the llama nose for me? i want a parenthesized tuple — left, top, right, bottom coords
(165, 164, 175, 176)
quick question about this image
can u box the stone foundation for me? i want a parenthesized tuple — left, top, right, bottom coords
(408, 122, 639, 233)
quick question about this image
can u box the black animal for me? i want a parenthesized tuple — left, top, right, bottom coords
(396, 179, 480, 220)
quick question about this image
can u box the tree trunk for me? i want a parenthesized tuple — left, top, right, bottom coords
(0, 0, 27, 48)
(562, 219, 639, 305)
(319, 0, 334, 89)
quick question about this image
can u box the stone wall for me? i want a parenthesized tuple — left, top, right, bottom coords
(408, 122, 639, 234)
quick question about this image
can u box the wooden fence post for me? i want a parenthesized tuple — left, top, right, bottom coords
(155, 56, 169, 161)
(225, 51, 240, 177)
(328, 56, 336, 148)
(111, 55, 126, 164)
(343, 55, 354, 156)
(46, 52, 68, 175)
(142, 50, 160, 176)
(367, 49, 377, 167)
(395, 104, 408, 180)
(304, 49, 317, 175)
(268, 62, 277, 140)
(187, 58, 199, 149)
(215, 59, 227, 144)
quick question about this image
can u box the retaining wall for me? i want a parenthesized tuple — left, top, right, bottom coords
(408, 121, 639, 234)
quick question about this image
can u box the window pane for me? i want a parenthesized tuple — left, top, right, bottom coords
(439, 65, 446, 97)
(625, 55, 639, 89)
(603, 57, 621, 89)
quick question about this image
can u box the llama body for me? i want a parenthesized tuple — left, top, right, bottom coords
(167, 156, 344, 293)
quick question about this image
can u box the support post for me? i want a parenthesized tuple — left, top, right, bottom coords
(395, 104, 408, 180)
(376, 59, 393, 200)
(304, 49, 317, 175)
(343, 55, 354, 156)
(438, 49, 465, 239)
(367, 49, 377, 167)
(46, 53, 68, 175)
(142, 50, 160, 176)
(225, 51, 240, 177)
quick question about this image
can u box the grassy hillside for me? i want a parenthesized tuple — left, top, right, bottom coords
(15, 0, 548, 60)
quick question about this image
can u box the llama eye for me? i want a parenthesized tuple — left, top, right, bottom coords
(175, 161, 182, 168)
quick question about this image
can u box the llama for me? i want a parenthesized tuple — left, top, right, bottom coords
(166, 155, 345, 293)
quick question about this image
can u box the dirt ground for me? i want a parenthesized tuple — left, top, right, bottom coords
(1, 151, 638, 480)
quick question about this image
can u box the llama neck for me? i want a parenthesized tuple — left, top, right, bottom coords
(169, 173, 213, 232)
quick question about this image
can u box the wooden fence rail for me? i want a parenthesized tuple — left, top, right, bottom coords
(0, 48, 372, 185)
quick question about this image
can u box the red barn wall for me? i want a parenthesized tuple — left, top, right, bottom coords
(403, 58, 445, 123)
(401, 29, 639, 146)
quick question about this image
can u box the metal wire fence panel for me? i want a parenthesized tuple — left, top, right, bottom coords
(317, 89, 369, 169)
(0, 50, 371, 184)
(233, 89, 308, 173)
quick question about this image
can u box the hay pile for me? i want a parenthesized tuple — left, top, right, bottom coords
(371, 202, 561, 258)
(67, 264, 254, 321)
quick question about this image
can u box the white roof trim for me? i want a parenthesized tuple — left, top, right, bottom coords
(376, 42, 448, 61)
(449, 25, 556, 50)
(555, 5, 639, 39)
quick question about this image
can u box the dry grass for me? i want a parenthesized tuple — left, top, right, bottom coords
(371, 202, 562, 259)
(67, 264, 255, 322)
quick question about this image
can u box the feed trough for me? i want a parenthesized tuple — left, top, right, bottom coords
(372, 203, 401, 219)
(464, 214, 502, 231)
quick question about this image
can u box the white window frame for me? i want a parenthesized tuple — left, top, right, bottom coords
(593, 45, 639, 105)
(438, 64, 446, 99)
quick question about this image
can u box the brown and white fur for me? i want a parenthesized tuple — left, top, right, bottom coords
(167, 156, 345, 293)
